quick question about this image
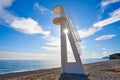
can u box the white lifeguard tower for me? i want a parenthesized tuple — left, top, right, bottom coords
(53, 6, 85, 74)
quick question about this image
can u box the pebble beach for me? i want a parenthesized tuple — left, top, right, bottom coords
(0, 59, 120, 80)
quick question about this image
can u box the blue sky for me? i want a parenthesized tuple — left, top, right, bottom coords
(0, 0, 120, 60)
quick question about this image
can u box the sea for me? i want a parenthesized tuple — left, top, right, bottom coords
(0, 58, 108, 74)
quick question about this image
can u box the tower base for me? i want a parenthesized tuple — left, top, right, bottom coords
(59, 73, 89, 80)
(62, 62, 85, 74)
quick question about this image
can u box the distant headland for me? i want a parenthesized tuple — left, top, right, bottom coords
(109, 53, 120, 59)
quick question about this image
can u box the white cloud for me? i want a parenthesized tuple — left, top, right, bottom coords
(81, 50, 111, 58)
(10, 18, 50, 35)
(79, 27, 101, 38)
(0, 0, 15, 23)
(101, 48, 110, 56)
(45, 35, 60, 47)
(0, 0, 50, 37)
(102, 48, 106, 50)
(94, 15, 120, 28)
(34, 2, 52, 14)
(0, 51, 60, 60)
(102, 51, 110, 57)
(79, 8, 120, 38)
(0, 0, 13, 9)
(81, 52, 102, 58)
(109, 8, 120, 17)
(100, 0, 120, 12)
(94, 8, 120, 28)
(101, 0, 120, 8)
(41, 35, 60, 54)
(95, 34, 116, 40)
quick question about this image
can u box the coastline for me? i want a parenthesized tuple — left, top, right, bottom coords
(0, 59, 120, 80)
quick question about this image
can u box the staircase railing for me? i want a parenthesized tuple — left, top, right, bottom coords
(66, 17, 82, 55)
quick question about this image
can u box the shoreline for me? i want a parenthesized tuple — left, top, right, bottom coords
(0, 60, 120, 80)
(0, 68, 60, 75)
(0, 58, 108, 75)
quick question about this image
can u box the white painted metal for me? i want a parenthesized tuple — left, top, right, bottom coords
(53, 6, 85, 74)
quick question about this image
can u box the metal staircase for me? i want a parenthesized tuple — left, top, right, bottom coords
(66, 17, 82, 56)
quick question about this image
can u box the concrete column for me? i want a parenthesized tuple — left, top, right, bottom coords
(60, 22, 67, 73)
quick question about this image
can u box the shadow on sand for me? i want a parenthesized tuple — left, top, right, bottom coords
(59, 73, 90, 80)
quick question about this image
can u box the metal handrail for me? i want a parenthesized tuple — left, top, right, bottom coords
(66, 17, 82, 55)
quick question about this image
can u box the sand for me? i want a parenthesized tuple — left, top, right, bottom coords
(0, 59, 120, 80)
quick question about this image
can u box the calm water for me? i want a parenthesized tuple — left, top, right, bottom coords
(0, 58, 108, 74)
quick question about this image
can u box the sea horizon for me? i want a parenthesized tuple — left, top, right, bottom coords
(0, 58, 108, 74)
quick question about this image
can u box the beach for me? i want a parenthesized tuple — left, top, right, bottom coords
(0, 59, 120, 80)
